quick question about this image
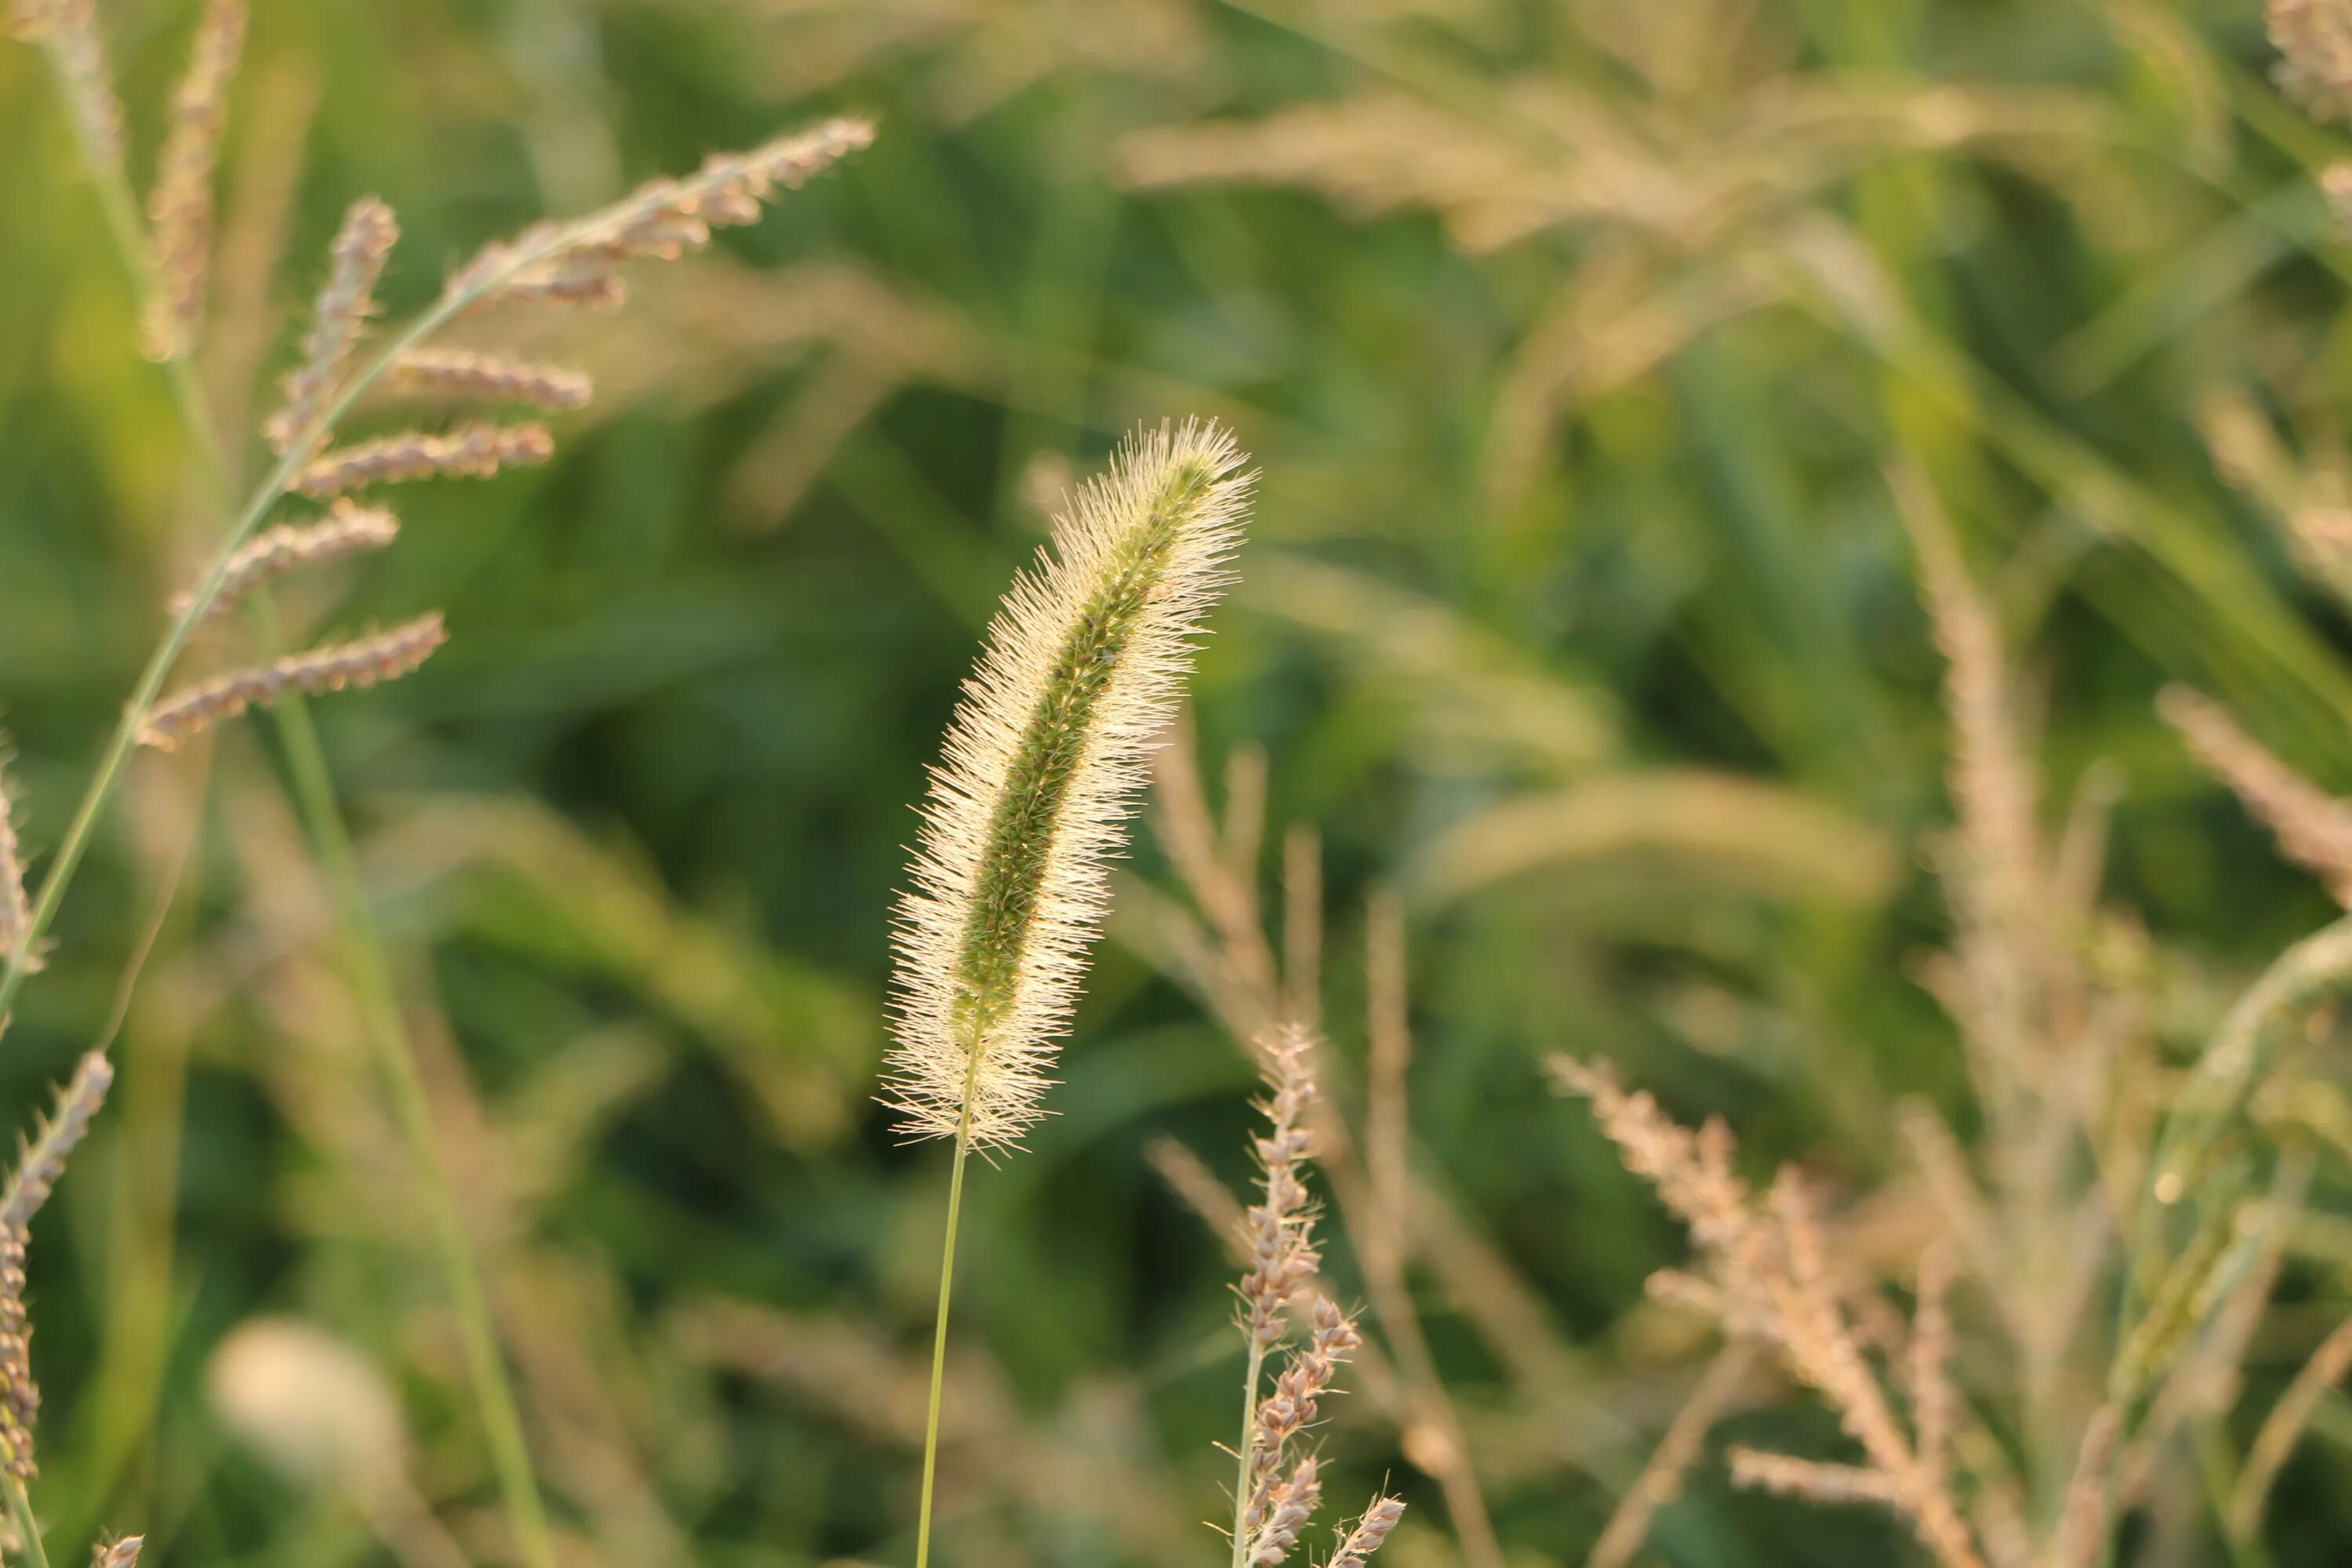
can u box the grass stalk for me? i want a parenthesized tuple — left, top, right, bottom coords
(913, 1030, 987, 1568)
(13, 46, 561, 1568)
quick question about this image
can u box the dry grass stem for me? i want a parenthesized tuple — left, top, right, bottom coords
(142, 0, 246, 360)
(1586, 1344, 1757, 1568)
(173, 503, 401, 622)
(294, 423, 555, 498)
(139, 612, 448, 751)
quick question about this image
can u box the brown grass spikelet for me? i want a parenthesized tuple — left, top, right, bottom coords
(0, 753, 37, 978)
(1, 1051, 114, 1230)
(2159, 684, 2352, 904)
(884, 419, 1251, 1147)
(390, 349, 593, 409)
(172, 502, 400, 622)
(141, 0, 247, 361)
(138, 612, 448, 751)
(293, 423, 554, 498)
(91, 1538, 143, 1568)
(263, 198, 400, 455)
(1328, 1497, 1406, 1568)
(446, 118, 874, 312)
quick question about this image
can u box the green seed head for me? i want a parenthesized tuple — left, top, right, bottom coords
(884, 421, 1252, 1147)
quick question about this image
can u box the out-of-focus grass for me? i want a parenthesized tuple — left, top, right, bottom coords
(5, 1, 2352, 1564)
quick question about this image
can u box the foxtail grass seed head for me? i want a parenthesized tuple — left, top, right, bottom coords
(138, 612, 448, 751)
(173, 503, 400, 622)
(141, 0, 246, 361)
(263, 198, 399, 456)
(2, 1051, 113, 1230)
(884, 420, 1252, 1147)
(293, 422, 554, 498)
(390, 349, 593, 409)
(0, 753, 36, 977)
(92, 1540, 143, 1568)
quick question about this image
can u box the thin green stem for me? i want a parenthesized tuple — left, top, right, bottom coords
(4, 1471, 53, 1568)
(253, 600, 556, 1568)
(1228, 1336, 1268, 1568)
(914, 1029, 988, 1568)
(12, 45, 564, 1568)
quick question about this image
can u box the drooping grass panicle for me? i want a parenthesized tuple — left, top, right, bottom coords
(293, 422, 554, 498)
(1, 1050, 114, 1231)
(172, 502, 400, 622)
(0, 753, 36, 978)
(390, 348, 593, 409)
(884, 419, 1252, 1148)
(262, 197, 400, 456)
(138, 611, 448, 751)
(447, 118, 876, 313)
(8, 0, 125, 172)
(142, 0, 247, 361)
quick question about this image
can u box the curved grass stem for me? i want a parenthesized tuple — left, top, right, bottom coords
(9, 40, 562, 1568)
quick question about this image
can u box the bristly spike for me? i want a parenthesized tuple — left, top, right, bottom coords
(172, 502, 401, 623)
(142, 0, 247, 361)
(390, 349, 593, 410)
(92, 1539, 143, 1568)
(0, 1221, 33, 1480)
(263, 198, 399, 456)
(138, 612, 448, 751)
(883, 420, 1253, 1147)
(1, 1051, 114, 1231)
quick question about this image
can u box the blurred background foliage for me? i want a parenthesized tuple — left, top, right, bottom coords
(6, 0, 2352, 1564)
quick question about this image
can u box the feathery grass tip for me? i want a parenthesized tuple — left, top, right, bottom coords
(884, 419, 1252, 1147)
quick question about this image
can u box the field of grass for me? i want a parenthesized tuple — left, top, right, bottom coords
(9, 2, 2352, 1565)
